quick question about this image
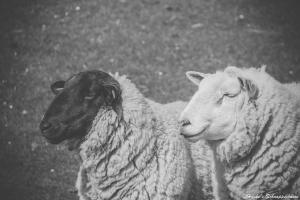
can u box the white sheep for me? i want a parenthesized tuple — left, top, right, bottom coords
(39, 70, 213, 200)
(179, 66, 300, 200)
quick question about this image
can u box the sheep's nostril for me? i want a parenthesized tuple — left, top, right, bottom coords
(179, 119, 191, 127)
(40, 121, 52, 132)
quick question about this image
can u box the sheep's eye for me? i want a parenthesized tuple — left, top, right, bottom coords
(224, 92, 236, 98)
(216, 92, 236, 105)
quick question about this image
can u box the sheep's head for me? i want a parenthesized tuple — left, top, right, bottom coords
(180, 67, 259, 143)
(39, 70, 122, 150)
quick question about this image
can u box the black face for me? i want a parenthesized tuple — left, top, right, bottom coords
(39, 70, 122, 150)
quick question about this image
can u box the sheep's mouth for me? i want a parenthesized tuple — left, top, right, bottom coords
(43, 125, 89, 151)
(42, 125, 69, 144)
(45, 136, 83, 151)
(45, 133, 69, 145)
(181, 127, 208, 142)
(44, 132, 66, 144)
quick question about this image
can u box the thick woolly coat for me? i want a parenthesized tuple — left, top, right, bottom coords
(213, 67, 300, 199)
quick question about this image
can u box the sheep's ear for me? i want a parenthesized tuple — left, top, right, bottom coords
(238, 77, 259, 101)
(103, 83, 121, 101)
(186, 71, 207, 85)
(102, 83, 123, 116)
(51, 81, 65, 95)
(261, 65, 267, 72)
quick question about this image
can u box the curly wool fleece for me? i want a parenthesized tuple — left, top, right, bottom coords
(75, 74, 210, 200)
(214, 67, 300, 199)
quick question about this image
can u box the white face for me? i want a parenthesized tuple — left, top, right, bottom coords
(180, 71, 247, 142)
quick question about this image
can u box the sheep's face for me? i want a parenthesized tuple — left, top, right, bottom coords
(180, 69, 258, 142)
(40, 70, 122, 150)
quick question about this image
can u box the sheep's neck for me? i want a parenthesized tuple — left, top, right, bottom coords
(79, 108, 159, 199)
(215, 83, 300, 198)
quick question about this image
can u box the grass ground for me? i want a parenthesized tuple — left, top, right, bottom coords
(0, 0, 299, 199)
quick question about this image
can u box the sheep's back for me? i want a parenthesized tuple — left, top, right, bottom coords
(148, 99, 215, 200)
(285, 83, 300, 98)
(146, 99, 187, 122)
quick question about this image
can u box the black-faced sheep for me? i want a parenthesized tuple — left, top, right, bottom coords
(179, 66, 300, 200)
(40, 70, 212, 200)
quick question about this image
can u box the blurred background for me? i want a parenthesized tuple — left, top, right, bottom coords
(0, 0, 299, 199)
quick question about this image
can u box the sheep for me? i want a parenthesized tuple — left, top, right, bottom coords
(39, 70, 212, 200)
(179, 66, 300, 200)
